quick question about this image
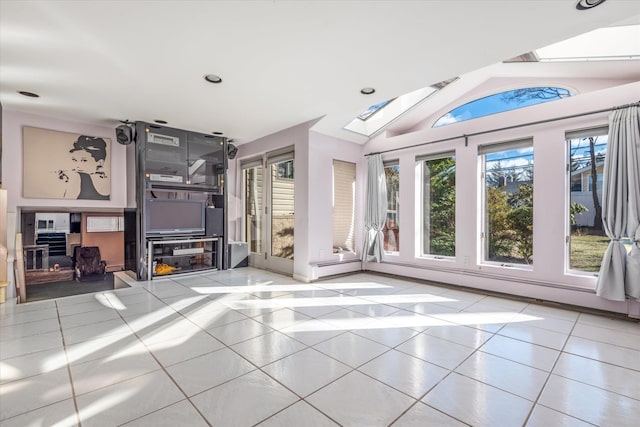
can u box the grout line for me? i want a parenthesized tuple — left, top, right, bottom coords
(55, 299, 83, 427)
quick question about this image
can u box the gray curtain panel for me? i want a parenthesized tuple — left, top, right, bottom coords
(596, 105, 640, 301)
(362, 154, 387, 262)
(623, 106, 640, 299)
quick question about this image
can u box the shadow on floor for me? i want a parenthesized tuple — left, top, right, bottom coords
(26, 273, 126, 302)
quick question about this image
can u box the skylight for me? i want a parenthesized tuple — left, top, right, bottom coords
(432, 87, 573, 128)
(536, 24, 639, 62)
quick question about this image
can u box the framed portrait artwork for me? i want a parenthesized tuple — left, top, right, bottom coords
(23, 126, 111, 200)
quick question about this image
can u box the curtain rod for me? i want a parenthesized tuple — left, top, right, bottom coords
(365, 100, 640, 157)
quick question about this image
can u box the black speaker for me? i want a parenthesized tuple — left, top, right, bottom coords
(116, 125, 133, 145)
(227, 143, 238, 159)
(205, 207, 224, 236)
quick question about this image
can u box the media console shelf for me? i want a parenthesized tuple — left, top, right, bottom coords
(147, 237, 222, 280)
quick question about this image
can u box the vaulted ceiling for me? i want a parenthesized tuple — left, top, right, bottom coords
(1, 1, 638, 145)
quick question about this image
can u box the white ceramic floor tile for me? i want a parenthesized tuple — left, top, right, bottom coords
(64, 332, 144, 367)
(0, 347, 66, 384)
(58, 309, 121, 329)
(146, 331, 225, 367)
(0, 308, 59, 328)
(290, 304, 344, 318)
(431, 310, 514, 334)
(166, 347, 255, 396)
(346, 303, 400, 317)
(422, 372, 532, 427)
(254, 308, 313, 330)
(184, 306, 248, 330)
(525, 404, 594, 427)
(0, 317, 61, 341)
(538, 374, 640, 427)
(121, 399, 208, 426)
(455, 351, 548, 401)
(383, 312, 448, 331)
(392, 402, 468, 427)
(313, 332, 389, 368)
(572, 323, 640, 351)
(0, 330, 63, 360)
(76, 370, 184, 427)
(524, 315, 577, 335)
(351, 324, 419, 347)
(553, 352, 640, 400)
(498, 323, 569, 350)
(135, 316, 202, 345)
(61, 319, 130, 345)
(3, 270, 639, 427)
(0, 300, 57, 318)
(480, 334, 560, 371)
(358, 349, 449, 399)
(316, 308, 385, 332)
(563, 335, 640, 371)
(262, 347, 351, 397)
(70, 349, 160, 396)
(521, 304, 580, 322)
(424, 324, 493, 349)
(257, 401, 338, 426)
(56, 300, 113, 317)
(307, 370, 415, 427)
(0, 398, 78, 427)
(577, 313, 640, 335)
(279, 322, 347, 346)
(206, 317, 274, 345)
(231, 331, 306, 367)
(190, 370, 298, 426)
(399, 302, 461, 316)
(396, 333, 475, 370)
(0, 368, 73, 421)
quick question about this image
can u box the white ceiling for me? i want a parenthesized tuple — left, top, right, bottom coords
(1, 0, 638, 145)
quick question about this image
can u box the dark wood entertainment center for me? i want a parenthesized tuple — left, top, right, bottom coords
(124, 122, 228, 280)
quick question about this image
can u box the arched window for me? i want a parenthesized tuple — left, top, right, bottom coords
(433, 87, 573, 127)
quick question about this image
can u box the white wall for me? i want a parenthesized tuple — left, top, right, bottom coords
(364, 81, 640, 315)
(306, 131, 364, 278)
(229, 119, 315, 281)
(1, 110, 129, 299)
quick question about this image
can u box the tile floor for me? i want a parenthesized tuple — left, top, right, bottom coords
(1, 268, 639, 426)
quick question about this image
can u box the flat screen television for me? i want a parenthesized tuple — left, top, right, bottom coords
(145, 198, 206, 237)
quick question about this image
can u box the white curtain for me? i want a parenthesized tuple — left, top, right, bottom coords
(362, 154, 387, 262)
(596, 105, 640, 300)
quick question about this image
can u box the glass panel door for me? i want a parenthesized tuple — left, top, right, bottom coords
(266, 158, 294, 274)
(244, 166, 263, 255)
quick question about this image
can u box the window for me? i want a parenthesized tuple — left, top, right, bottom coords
(384, 161, 400, 253)
(332, 160, 356, 253)
(276, 160, 294, 179)
(242, 161, 263, 253)
(420, 153, 456, 257)
(481, 140, 534, 265)
(567, 128, 609, 273)
(434, 87, 572, 127)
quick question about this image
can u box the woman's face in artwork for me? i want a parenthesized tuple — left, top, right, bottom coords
(70, 149, 103, 173)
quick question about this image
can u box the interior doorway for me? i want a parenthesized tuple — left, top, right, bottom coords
(18, 210, 126, 302)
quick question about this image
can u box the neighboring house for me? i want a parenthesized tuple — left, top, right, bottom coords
(571, 162, 604, 227)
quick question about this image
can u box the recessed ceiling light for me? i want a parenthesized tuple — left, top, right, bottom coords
(212, 131, 224, 135)
(18, 90, 39, 98)
(576, 0, 607, 10)
(154, 120, 167, 124)
(361, 87, 375, 95)
(204, 74, 223, 84)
